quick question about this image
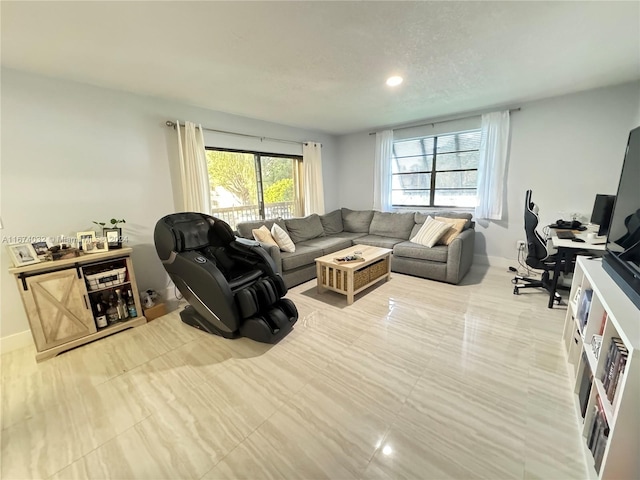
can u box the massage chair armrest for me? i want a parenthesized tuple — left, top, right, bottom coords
(229, 240, 283, 281)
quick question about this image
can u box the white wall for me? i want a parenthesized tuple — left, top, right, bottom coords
(336, 81, 640, 264)
(0, 68, 338, 340)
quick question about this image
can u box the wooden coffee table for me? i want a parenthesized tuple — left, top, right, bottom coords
(315, 245, 392, 305)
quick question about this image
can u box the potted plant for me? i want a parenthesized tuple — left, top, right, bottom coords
(93, 218, 126, 249)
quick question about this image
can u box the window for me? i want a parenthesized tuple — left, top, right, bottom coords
(205, 148, 303, 229)
(391, 130, 481, 208)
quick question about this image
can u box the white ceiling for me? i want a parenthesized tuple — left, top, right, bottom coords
(2, 1, 639, 135)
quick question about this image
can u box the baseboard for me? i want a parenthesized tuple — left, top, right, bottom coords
(0, 330, 33, 355)
(473, 254, 513, 270)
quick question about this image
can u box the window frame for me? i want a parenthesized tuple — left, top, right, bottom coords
(205, 146, 303, 222)
(391, 129, 481, 209)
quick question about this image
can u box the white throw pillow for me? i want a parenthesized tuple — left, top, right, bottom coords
(410, 216, 452, 248)
(271, 223, 296, 252)
(252, 225, 278, 247)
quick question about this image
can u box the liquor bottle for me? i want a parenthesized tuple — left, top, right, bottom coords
(106, 295, 119, 325)
(126, 289, 138, 318)
(94, 297, 108, 328)
(115, 289, 129, 320)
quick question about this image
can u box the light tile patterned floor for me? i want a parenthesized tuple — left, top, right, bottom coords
(1, 265, 588, 479)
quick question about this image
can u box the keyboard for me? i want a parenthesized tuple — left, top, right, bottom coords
(556, 231, 575, 240)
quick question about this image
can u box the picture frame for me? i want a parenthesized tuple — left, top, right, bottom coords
(7, 243, 41, 267)
(76, 231, 96, 251)
(103, 228, 122, 249)
(83, 237, 109, 254)
(31, 241, 49, 256)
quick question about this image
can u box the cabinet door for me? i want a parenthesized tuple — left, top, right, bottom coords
(20, 268, 96, 351)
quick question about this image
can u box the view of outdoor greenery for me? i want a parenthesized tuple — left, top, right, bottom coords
(206, 151, 257, 205)
(205, 149, 299, 227)
(206, 151, 296, 206)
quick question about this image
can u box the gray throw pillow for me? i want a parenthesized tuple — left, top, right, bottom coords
(341, 208, 374, 233)
(320, 209, 344, 235)
(369, 212, 415, 240)
(284, 214, 325, 243)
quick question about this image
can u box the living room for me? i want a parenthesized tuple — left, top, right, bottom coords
(1, 1, 639, 479)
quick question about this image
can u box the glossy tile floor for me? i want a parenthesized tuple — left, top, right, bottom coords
(1, 265, 588, 480)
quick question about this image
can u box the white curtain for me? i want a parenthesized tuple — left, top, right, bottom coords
(176, 121, 211, 214)
(373, 129, 394, 211)
(303, 142, 325, 215)
(475, 111, 510, 220)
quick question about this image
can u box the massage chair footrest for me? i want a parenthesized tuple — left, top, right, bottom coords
(239, 299, 299, 344)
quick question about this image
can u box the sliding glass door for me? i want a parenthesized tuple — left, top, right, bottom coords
(206, 148, 303, 228)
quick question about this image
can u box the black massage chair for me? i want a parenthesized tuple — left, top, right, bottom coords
(154, 212, 298, 343)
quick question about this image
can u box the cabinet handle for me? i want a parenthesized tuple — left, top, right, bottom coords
(83, 295, 90, 310)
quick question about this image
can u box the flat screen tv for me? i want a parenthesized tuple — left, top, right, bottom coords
(602, 126, 640, 309)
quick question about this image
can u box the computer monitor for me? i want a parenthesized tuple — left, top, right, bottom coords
(590, 194, 616, 236)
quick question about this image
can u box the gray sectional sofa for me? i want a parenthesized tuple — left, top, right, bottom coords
(236, 208, 475, 289)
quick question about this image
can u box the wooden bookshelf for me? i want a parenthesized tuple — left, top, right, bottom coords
(562, 257, 639, 479)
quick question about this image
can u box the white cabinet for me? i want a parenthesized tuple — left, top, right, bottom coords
(562, 257, 639, 480)
(10, 247, 146, 361)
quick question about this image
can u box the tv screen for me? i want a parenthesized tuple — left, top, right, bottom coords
(603, 126, 640, 309)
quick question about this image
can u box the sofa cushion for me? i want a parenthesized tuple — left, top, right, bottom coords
(415, 211, 473, 229)
(271, 223, 296, 253)
(319, 209, 344, 235)
(394, 241, 449, 263)
(237, 218, 288, 240)
(252, 225, 278, 247)
(341, 208, 374, 233)
(410, 217, 452, 247)
(281, 244, 324, 271)
(297, 236, 352, 255)
(327, 232, 369, 242)
(369, 211, 415, 240)
(435, 216, 467, 246)
(352, 235, 405, 249)
(285, 214, 325, 243)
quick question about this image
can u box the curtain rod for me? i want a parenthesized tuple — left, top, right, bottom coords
(166, 121, 308, 146)
(368, 107, 521, 136)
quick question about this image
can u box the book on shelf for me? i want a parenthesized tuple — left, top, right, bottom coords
(601, 337, 628, 405)
(591, 334, 603, 360)
(573, 286, 582, 306)
(587, 395, 610, 474)
(578, 351, 593, 418)
(598, 311, 607, 336)
(577, 288, 593, 334)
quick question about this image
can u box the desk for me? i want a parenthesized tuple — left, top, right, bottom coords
(548, 233, 606, 308)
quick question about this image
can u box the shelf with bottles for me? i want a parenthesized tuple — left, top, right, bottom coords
(89, 286, 140, 331)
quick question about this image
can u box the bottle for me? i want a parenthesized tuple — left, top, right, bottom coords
(106, 295, 119, 325)
(94, 296, 108, 328)
(115, 289, 129, 320)
(126, 289, 138, 318)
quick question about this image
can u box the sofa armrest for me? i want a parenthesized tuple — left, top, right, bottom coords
(445, 228, 475, 284)
(257, 242, 282, 274)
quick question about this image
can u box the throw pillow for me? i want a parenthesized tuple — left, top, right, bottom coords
(252, 225, 278, 247)
(271, 223, 296, 252)
(410, 216, 451, 248)
(435, 217, 467, 246)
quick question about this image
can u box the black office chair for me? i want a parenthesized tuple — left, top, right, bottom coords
(512, 190, 565, 303)
(154, 212, 298, 343)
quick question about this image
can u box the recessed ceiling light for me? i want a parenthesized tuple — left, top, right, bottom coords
(386, 76, 403, 87)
